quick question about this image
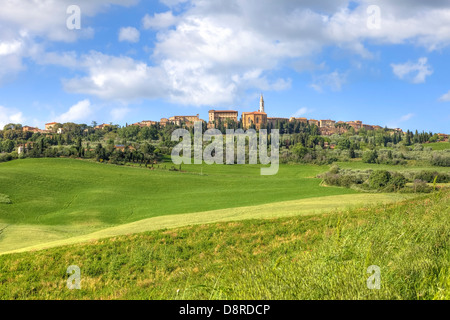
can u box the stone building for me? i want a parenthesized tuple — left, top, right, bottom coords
(308, 119, 320, 127)
(45, 122, 59, 131)
(320, 120, 336, 128)
(242, 94, 268, 130)
(208, 110, 239, 128)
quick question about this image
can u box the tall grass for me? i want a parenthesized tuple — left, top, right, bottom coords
(0, 190, 448, 300)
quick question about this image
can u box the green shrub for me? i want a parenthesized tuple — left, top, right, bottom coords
(389, 172, 407, 190)
(369, 170, 391, 189)
(413, 180, 432, 193)
(431, 155, 450, 167)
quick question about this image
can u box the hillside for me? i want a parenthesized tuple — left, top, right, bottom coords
(0, 190, 448, 300)
(0, 158, 358, 253)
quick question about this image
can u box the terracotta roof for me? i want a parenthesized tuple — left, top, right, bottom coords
(209, 110, 238, 113)
(242, 111, 267, 115)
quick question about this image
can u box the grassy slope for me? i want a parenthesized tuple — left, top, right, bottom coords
(336, 161, 450, 172)
(0, 158, 355, 252)
(1, 193, 409, 255)
(426, 142, 450, 151)
(0, 190, 448, 300)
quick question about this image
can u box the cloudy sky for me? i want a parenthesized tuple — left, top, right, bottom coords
(0, 0, 449, 133)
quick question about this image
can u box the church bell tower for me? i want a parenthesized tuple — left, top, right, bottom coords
(259, 94, 265, 113)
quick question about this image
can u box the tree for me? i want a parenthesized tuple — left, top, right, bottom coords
(337, 138, 351, 150)
(2, 140, 15, 153)
(389, 172, 407, 191)
(369, 170, 391, 189)
(362, 150, 378, 164)
(349, 147, 356, 159)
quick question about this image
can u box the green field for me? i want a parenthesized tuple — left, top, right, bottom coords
(0, 189, 448, 299)
(335, 161, 450, 172)
(426, 142, 450, 151)
(0, 158, 448, 300)
(1, 158, 363, 253)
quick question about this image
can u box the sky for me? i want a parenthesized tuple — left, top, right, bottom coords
(0, 0, 449, 133)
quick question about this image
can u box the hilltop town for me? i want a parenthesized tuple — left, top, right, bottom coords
(15, 95, 449, 142)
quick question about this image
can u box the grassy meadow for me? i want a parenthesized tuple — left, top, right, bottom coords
(426, 142, 450, 151)
(0, 189, 448, 299)
(0, 158, 358, 253)
(0, 157, 448, 300)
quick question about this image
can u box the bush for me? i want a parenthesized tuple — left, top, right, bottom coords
(412, 180, 432, 193)
(362, 150, 378, 164)
(388, 172, 407, 190)
(431, 155, 450, 167)
(369, 170, 391, 189)
(414, 171, 450, 183)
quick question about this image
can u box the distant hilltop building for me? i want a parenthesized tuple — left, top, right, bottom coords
(45, 122, 59, 131)
(132, 120, 158, 127)
(208, 110, 239, 128)
(308, 119, 319, 127)
(169, 115, 201, 127)
(159, 114, 203, 127)
(23, 126, 44, 134)
(242, 94, 268, 130)
(290, 117, 308, 124)
(268, 117, 289, 126)
(94, 123, 111, 130)
(438, 133, 449, 141)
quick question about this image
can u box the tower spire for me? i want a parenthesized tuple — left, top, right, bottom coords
(259, 93, 265, 113)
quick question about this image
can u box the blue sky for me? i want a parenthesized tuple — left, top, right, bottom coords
(0, 0, 449, 133)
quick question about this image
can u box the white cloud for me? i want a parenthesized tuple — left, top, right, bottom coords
(0, 0, 139, 83)
(391, 57, 433, 84)
(4, 0, 450, 105)
(142, 11, 179, 29)
(55, 99, 92, 123)
(62, 52, 170, 102)
(0, 106, 26, 128)
(400, 113, 415, 122)
(0, 40, 22, 56)
(386, 112, 415, 129)
(439, 90, 450, 102)
(291, 107, 311, 118)
(118, 27, 140, 43)
(311, 71, 347, 92)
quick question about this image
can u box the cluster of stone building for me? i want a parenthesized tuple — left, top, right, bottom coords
(21, 122, 63, 135)
(130, 95, 396, 136)
(24, 95, 450, 140)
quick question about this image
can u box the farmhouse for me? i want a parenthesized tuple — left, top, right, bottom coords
(45, 122, 59, 131)
(132, 120, 157, 127)
(22, 126, 40, 133)
(94, 123, 111, 130)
